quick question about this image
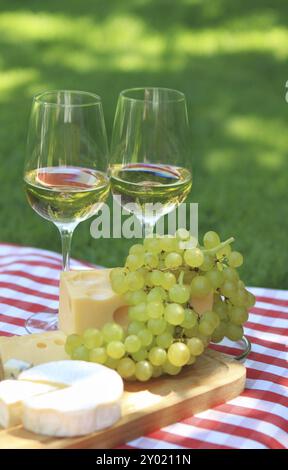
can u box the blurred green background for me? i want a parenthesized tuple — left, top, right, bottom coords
(0, 0, 287, 288)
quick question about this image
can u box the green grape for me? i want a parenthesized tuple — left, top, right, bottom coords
(211, 321, 227, 343)
(72, 345, 89, 361)
(181, 308, 198, 329)
(109, 267, 125, 282)
(162, 360, 182, 375)
(184, 248, 204, 268)
(203, 231, 221, 249)
(216, 244, 231, 260)
(143, 238, 162, 254)
(221, 280, 238, 298)
(183, 270, 197, 284)
(229, 306, 248, 325)
(111, 274, 129, 294)
(148, 347, 167, 366)
(89, 347, 107, 364)
(124, 335, 142, 353)
(129, 244, 145, 255)
(146, 301, 164, 319)
(166, 323, 176, 335)
(186, 337, 204, 356)
(187, 355, 196, 365)
(105, 357, 120, 369)
(246, 291, 256, 308)
(200, 254, 214, 271)
(126, 253, 144, 271)
(126, 289, 147, 306)
(160, 236, 177, 252)
(65, 334, 83, 356)
(127, 320, 145, 335)
(199, 319, 215, 336)
(184, 324, 199, 338)
(161, 272, 176, 290)
(164, 252, 182, 269)
(117, 358, 136, 378)
(223, 267, 239, 282)
(137, 328, 153, 347)
(102, 322, 124, 342)
(197, 333, 211, 346)
(132, 348, 148, 361)
(164, 303, 185, 325)
(83, 329, 103, 350)
(226, 323, 244, 341)
(126, 271, 145, 291)
(152, 366, 163, 378)
(135, 360, 153, 381)
(230, 288, 248, 307)
(106, 341, 125, 359)
(228, 251, 243, 268)
(214, 300, 229, 321)
(147, 318, 167, 335)
(202, 311, 220, 328)
(168, 284, 190, 303)
(167, 342, 190, 367)
(147, 286, 167, 302)
(176, 228, 190, 240)
(205, 269, 224, 288)
(150, 270, 165, 286)
(128, 303, 148, 322)
(190, 275, 212, 297)
(144, 252, 159, 269)
(156, 332, 173, 349)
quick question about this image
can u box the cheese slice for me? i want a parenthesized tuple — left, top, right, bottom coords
(59, 269, 127, 335)
(0, 380, 57, 428)
(0, 331, 68, 377)
(20, 361, 124, 437)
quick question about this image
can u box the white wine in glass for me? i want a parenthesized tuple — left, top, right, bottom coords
(110, 88, 192, 236)
(24, 90, 109, 333)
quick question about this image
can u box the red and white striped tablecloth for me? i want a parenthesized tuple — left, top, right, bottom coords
(0, 243, 287, 449)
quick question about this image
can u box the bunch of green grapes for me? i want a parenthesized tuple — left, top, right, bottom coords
(65, 230, 255, 381)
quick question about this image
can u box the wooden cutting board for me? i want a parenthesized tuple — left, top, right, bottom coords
(0, 349, 246, 449)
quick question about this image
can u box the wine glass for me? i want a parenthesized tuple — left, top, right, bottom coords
(24, 90, 109, 333)
(110, 87, 192, 237)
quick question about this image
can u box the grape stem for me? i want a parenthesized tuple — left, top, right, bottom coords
(202, 237, 235, 256)
(178, 271, 184, 286)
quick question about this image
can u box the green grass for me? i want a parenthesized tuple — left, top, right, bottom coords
(0, 0, 287, 288)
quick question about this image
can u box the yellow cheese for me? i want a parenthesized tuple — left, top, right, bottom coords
(59, 269, 127, 335)
(0, 331, 68, 377)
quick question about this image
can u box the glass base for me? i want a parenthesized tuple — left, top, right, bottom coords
(25, 312, 58, 334)
(234, 335, 251, 361)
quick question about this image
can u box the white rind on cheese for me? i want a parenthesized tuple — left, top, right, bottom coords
(58, 269, 127, 335)
(23, 383, 121, 437)
(0, 380, 56, 428)
(20, 361, 124, 437)
(19, 361, 123, 396)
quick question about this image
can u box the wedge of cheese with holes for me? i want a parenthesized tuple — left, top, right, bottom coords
(59, 269, 127, 335)
(19, 360, 123, 437)
(0, 380, 57, 428)
(0, 331, 68, 379)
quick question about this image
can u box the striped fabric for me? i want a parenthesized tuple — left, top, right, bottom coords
(0, 243, 287, 449)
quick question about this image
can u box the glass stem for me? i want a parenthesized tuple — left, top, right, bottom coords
(58, 225, 76, 271)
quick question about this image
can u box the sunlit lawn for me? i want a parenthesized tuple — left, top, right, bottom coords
(0, 0, 287, 288)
